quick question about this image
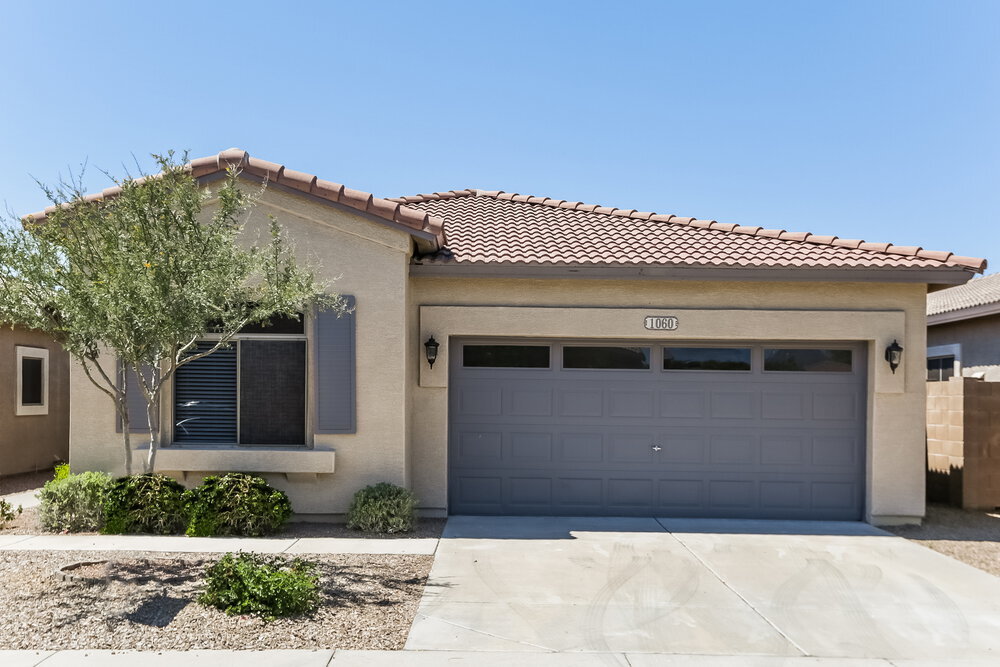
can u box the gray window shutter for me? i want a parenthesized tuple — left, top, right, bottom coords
(315, 296, 356, 434)
(116, 361, 158, 433)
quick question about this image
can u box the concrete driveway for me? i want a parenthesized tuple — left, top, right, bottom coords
(406, 516, 1000, 662)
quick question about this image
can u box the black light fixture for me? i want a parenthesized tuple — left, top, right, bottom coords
(885, 339, 903, 374)
(424, 336, 440, 368)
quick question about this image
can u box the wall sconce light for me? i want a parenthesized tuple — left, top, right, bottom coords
(424, 336, 440, 368)
(885, 339, 903, 374)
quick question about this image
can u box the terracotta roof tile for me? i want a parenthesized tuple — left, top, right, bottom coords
(23, 149, 446, 248)
(398, 190, 986, 273)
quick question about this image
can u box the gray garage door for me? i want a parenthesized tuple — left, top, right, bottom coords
(449, 340, 867, 520)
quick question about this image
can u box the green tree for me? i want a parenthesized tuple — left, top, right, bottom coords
(0, 152, 344, 473)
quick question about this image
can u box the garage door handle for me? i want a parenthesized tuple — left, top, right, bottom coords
(652, 445, 662, 452)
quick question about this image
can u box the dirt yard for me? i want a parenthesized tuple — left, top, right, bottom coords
(887, 504, 1000, 577)
(0, 550, 432, 650)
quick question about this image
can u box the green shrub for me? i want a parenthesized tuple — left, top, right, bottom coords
(184, 473, 292, 537)
(0, 499, 22, 528)
(102, 474, 188, 535)
(199, 552, 319, 619)
(346, 482, 417, 533)
(38, 468, 112, 532)
(53, 463, 70, 481)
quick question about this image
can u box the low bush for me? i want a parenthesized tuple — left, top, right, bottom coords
(346, 482, 417, 533)
(184, 473, 292, 537)
(102, 473, 188, 535)
(0, 499, 22, 528)
(38, 467, 112, 532)
(199, 552, 320, 619)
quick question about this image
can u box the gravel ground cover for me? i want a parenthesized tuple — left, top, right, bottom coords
(0, 470, 52, 496)
(0, 549, 432, 650)
(887, 503, 1000, 577)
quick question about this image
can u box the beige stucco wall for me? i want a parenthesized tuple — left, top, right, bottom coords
(1, 326, 69, 476)
(928, 313, 1000, 381)
(69, 185, 415, 513)
(410, 278, 929, 524)
(66, 180, 932, 523)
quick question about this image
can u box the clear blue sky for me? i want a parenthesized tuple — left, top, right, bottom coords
(2, 1, 997, 268)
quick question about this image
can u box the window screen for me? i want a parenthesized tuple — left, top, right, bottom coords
(173, 343, 238, 443)
(239, 340, 306, 445)
(20, 357, 43, 405)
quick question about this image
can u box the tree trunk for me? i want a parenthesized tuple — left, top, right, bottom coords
(120, 396, 133, 476)
(144, 400, 159, 474)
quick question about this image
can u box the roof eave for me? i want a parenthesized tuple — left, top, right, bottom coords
(928, 300, 1000, 325)
(409, 261, 979, 285)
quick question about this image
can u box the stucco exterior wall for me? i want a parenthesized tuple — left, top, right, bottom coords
(69, 185, 414, 513)
(928, 313, 1000, 381)
(410, 278, 929, 524)
(65, 180, 933, 523)
(1, 326, 69, 476)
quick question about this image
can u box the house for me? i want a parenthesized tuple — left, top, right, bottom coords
(927, 272, 1000, 380)
(925, 273, 1000, 509)
(1, 324, 69, 477)
(34, 149, 986, 525)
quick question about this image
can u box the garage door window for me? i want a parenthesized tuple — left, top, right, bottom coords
(463, 345, 550, 368)
(764, 348, 852, 372)
(663, 347, 751, 371)
(563, 346, 650, 370)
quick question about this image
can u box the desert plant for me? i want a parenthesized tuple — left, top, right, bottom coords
(199, 552, 319, 619)
(184, 473, 292, 537)
(0, 499, 22, 528)
(38, 468, 112, 532)
(346, 482, 417, 533)
(102, 473, 188, 535)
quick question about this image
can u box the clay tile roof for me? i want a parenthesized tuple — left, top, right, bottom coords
(24, 149, 445, 248)
(399, 190, 987, 273)
(928, 272, 1000, 315)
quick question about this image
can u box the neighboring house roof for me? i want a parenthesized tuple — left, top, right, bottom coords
(927, 272, 1000, 325)
(24, 149, 446, 250)
(395, 190, 986, 279)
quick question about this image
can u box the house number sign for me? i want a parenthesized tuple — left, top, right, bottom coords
(643, 315, 679, 331)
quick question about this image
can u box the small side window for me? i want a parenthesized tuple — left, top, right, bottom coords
(764, 349, 852, 372)
(16, 346, 49, 416)
(927, 356, 955, 382)
(463, 345, 550, 368)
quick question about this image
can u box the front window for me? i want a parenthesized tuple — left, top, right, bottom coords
(173, 316, 306, 445)
(16, 346, 49, 416)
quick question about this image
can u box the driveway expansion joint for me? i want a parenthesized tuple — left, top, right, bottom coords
(654, 517, 810, 658)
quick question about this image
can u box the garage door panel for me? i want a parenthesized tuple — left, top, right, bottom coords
(509, 432, 553, 461)
(608, 479, 654, 507)
(658, 479, 704, 508)
(710, 391, 758, 419)
(709, 435, 757, 465)
(509, 389, 553, 416)
(558, 390, 604, 417)
(660, 391, 707, 418)
(609, 390, 655, 417)
(449, 340, 866, 519)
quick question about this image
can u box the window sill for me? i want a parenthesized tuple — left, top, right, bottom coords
(152, 446, 335, 475)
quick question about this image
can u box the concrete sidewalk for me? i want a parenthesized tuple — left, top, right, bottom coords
(2, 650, 997, 666)
(0, 533, 438, 555)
